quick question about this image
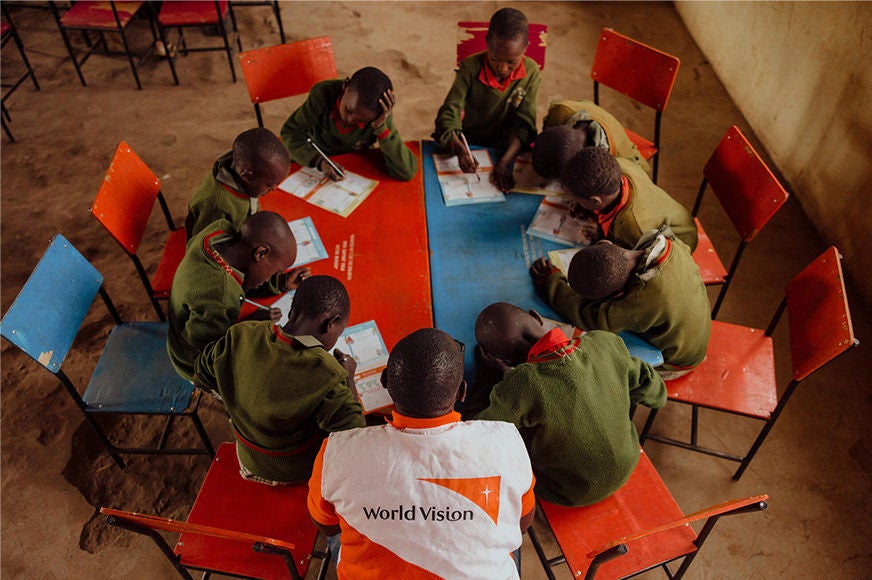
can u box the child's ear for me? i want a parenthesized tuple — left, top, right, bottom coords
(238, 167, 255, 182)
(528, 309, 543, 326)
(253, 244, 269, 262)
(321, 314, 343, 335)
(456, 379, 468, 403)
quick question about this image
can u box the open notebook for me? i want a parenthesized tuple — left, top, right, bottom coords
(278, 166, 378, 217)
(433, 149, 505, 206)
(337, 320, 392, 414)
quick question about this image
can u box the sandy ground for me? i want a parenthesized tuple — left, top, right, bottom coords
(2, 2, 871, 579)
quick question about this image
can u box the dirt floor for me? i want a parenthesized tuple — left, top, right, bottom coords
(2, 2, 871, 579)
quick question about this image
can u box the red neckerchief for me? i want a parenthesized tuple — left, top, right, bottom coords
(220, 182, 248, 199)
(527, 327, 579, 363)
(595, 175, 630, 238)
(202, 230, 243, 285)
(388, 410, 462, 429)
(331, 96, 366, 134)
(478, 56, 527, 92)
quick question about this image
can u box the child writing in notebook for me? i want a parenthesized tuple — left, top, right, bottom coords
(185, 128, 290, 240)
(194, 275, 364, 485)
(433, 7, 541, 193)
(280, 66, 418, 182)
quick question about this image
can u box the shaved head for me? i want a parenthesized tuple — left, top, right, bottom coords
(475, 302, 546, 366)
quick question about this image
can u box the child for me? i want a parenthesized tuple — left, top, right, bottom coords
(530, 228, 711, 376)
(530, 124, 588, 179)
(561, 147, 698, 251)
(280, 66, 418, 182)
(185, 128, 291, 240)
(541, 99, 650, 175)
(167, 211, 309, 382)
(308, 328, 535, 579)
(433, 7, 541, 192)
(472, 302, 666, 506)
(194, 275, 365, 485)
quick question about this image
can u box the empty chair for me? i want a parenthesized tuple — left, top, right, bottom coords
(0, 234, 214, 469)
(590, 28, 680, 183)
(102, 442, 329, 580)
(1, 4, 40, 142)
(528, 449, 768, 579)
(90, 141, 187, 322)
(157, 0, 242, 83)
(690, 125, 790, 318)
(456, 20, 548, 69)
(640, 246, 859, 480)
(239, 36, 337, 127)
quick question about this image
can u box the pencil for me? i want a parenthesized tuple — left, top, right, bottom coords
(307, 137, 345, 178)
(243, 298, 270, 311)
(459, 132, 480, 182)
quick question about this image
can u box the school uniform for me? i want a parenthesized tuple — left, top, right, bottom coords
(185, 151, 258, 240)
(543, 99, 651, 174)
(434, 53, 541, 151)
(476, 328, 665, 507)
(542, 231, 711, 370)
(194, 321, 364, 483)
(280, 79, 418, 181)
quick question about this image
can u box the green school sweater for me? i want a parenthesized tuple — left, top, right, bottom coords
(476, 330, 665, 506)
(543, 99, 650, 175)
(280, 80, 418, 181)
(612, 158, 698, 251)
(434, 53, 541, 150)
(185, 151, 258, 240)
(543, 235, 711, 369)
(194, 322, 365, 483)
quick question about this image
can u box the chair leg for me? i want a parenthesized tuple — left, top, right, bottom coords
(57, 24, 88, 86)
(116, 25, 143, 90)
(639, 407, 658, 443)
(271, 1, 285, 44)
(216, 14, 237, 82)
(2, 114, 15, 143)
(191, 410, 216, 458)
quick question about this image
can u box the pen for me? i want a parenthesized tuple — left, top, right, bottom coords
(243, 297, 271, 311)
(459, 132, 480, 182)
(307, 137, 345, 179)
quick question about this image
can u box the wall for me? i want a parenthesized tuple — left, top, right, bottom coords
(674, 1, 872, 303)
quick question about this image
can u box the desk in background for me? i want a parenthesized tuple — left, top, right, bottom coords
(261, 142, 432, 350)
(422, 140, 662, 382)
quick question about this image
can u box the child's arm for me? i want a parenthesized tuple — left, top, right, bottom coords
(313, 350, 365, 431)
(280, 84, 330, 168)
(192, 331, 227, 397)
(626, 357, 667, 409)
(433, 65, 473, 150)
(371, 91, 419, 181)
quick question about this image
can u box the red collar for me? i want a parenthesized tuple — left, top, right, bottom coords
(388, 411, 462, 429)
(595, 175, 630, 237)
(478, 56, 527, 91)
(649, 237, 673, 268)
(202, 230, 243, 285)
(527, 327, 579, 363)
(220, 182, 248, 199)
(331, 96, 366, 134)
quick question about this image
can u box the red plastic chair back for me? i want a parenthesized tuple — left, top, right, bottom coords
(456, 21, 548, 70)
(704, 126, 789, 242)
(239, 37, 337, 105)
(590, 28, 679, 112)
(90, 141, 161, 255)
(158, 1, 228, 27)
(60, 1, 143, 29)
(179, 443, 318, 579)
(786, 246, 856, 381)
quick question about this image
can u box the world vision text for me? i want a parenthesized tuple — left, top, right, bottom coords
(362, 505, 474, 522)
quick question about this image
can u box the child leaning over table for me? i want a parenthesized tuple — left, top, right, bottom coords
(194, 275, 364, 485)
(280, 66, 418, 182)
(530, 228, 711, 378)
(433, 7, 541, 193)
(185, 128, 290, 240)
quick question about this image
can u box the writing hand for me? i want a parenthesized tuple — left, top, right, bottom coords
(333, 349, 358, 375)
(319, 158, 346, 181)
(269, 307, 282, 324)
(282, 266, 312, 291)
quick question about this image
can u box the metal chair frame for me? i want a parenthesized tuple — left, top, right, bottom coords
(2, 4, 41, 142)
(229, 0, 285, 44)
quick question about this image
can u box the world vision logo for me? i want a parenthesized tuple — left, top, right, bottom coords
(418, 476, 501, 525)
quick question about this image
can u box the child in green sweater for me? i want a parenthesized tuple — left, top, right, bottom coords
(433, 7, 541, 192)
(561, 147, 698, 251)
(472, 302, 666, 506)
(280, 66, 418, 182)
(530, 228, 711, 376)
(185, 128, 290, 240)
(194, 275, 364, 485)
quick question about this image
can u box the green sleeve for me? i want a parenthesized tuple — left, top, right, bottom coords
(434, 66, 473, 149)
(474, 367, 543, 429)
(182, 301, 235, 370)
(626, 355, 667, 409)
(280, 87, 326, 168)
(542, 271, 634, 333)
(192, 333, 224, 394)
(510, 61, 540, 145)
(314, 377, 366, 432)
(376, 115, 418, 181)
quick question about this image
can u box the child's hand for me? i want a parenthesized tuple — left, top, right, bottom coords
(282, 266, 312, 291)
(475, 344, 510, 374)
(451, 133, 479, 173)
(490, 161, 515, 193)
(269, 307, 282, 324)
(333, 349, 358, 375)
(319, 158, 346, 181)
(371, 89, 395, 129)
(530, 257, 558, 282)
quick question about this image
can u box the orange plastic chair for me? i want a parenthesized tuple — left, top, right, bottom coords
(239, 37, 337, 128)
(101, 442, 329, 580)
(528, 450, 768, 579)
(455, 21, 548, 70)
(90, 141, 187, 322)
(641, 246, 859, 480)
(157, 0, 242, 84)
(590, 28, 680, 183)
(51, 0, 174, 90)
(690, 125, 790, 318)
